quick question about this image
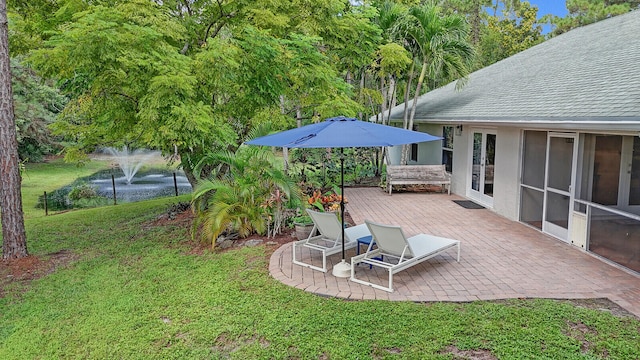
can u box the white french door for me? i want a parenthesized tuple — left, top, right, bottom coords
(469, 130, 496, 207)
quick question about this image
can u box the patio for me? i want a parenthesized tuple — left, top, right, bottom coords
(269, 187, 640, 318)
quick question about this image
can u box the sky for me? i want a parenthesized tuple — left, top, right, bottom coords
(529, 1, 569, 18)
(528, 1, 569, 33)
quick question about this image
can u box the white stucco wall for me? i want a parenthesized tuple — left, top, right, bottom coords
(388, 145, 401, 164)
(387, 123, 443, 165)
(451, 128, 469, 195)
(416, 123, 444, 165)
(450, 126, 521, 221)
(387, 123, 523, 221)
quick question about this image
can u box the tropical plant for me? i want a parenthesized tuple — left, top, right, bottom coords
(307, 187, 345, 213)
(191, 145, 301, 248)
(65, 182, 110, 209)
(291, 213, 313, 225)
(38, 181, 110, 211)
(392, 2, 475, 164)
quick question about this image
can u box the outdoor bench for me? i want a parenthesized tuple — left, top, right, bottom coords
(386, 164, 451, 195)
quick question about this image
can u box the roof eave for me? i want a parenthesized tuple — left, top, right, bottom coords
(408, 117, 640, 133)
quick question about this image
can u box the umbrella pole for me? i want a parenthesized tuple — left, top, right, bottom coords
(332, 147, 350, 278)
(340, 147, 345, 260)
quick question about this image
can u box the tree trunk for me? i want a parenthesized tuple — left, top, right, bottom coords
(180, 154, 199, 189)
(0, 0, 28, 260)
(402, 60, 416, 130)
(379, 76, 387, 124)
(279, 95, 286, 114)
(383, 74, 396, 126)
(358, 72, 365, 120)
(471, 0, 481, 45)
(408, 61, 427, 133)
(281, 96, 289, 173)
(401, 61, 427, 165)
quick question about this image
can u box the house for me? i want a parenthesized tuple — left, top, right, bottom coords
(386, 10, 640, 273)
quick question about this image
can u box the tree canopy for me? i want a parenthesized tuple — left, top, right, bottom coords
(546, 0, 640, 35)
(5, 0, 636, 173)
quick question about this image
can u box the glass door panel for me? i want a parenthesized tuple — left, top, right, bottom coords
(472, 132, 481, 192)
(484, 134, 496, 197)
(630, 137, 640, 205)
(545, 191, 570, 229)
(469, 130, 496, 207)
(547, 137, 574, 192)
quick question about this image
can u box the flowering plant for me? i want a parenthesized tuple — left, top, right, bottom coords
(307, 189, 346, 212)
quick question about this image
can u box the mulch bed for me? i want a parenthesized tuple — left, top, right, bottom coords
(0, 249, 78, 298)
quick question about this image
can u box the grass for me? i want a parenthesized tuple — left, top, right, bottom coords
(20, 158, 112, 220)
(1, 162, 639, 359)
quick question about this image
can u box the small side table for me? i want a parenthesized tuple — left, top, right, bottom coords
(356, 235, 383, 268)
(356, 235, 375, 255)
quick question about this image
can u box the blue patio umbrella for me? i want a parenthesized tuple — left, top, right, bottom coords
(246, 116, 441, 276)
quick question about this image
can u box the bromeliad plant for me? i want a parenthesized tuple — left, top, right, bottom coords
(191, 145, 301, 248)
(307, 185, 346, 213)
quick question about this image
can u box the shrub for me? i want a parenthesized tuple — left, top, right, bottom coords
(192, 146, 301, 248)
(68, 183, 99, 200)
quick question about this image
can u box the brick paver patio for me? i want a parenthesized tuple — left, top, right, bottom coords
(269, 187, 640, 317)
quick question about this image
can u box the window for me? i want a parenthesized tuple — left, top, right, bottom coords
(442, 126, 454, 172)
(410, 143, 418, 162)
(408, 124, 419, 162)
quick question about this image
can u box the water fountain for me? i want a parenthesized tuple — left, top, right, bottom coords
(88, 147, 192, 203)
(105, 146, 158, 184)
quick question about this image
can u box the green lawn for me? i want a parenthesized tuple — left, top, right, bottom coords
(0, 163, 638, 359)
(20, 158, 112, 219)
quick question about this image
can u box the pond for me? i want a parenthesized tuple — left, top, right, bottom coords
(90, 169, 192, 203)
(39, 168, 193, 211)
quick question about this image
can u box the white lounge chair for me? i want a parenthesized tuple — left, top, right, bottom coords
(350, 220, 460, 292)
(292, 209, 371, 273)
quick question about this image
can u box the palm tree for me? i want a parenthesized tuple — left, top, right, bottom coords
(393, 2, 475, 164)
(374, 0, 409, 126)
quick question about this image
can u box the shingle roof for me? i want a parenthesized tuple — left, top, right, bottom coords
(388, 10, 640, 130)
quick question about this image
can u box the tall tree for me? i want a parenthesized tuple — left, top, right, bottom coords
(25, 0, 369, 183)
(393, 2, 474, 164)
(547, 0, 637, 35)
(477, 1, 542, 67)
(30, 0, 238, 185)
(439, 0, 492, 45)
(0, 0, 28, 260)
(371, 0, 408, 125)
